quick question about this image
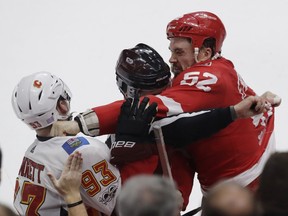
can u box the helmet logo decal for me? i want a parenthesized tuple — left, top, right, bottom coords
(33, 80, 42, 88)
(126, 57, 133, 65)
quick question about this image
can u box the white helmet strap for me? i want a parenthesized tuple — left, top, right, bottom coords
(194, 47, 200, 63)
(211, 52, 221, 60)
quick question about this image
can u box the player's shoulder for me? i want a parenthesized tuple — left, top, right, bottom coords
(216, 57, 235, 66)
(172, 58, 236, 84)
(45, 136, 110, 167)
(190, 57, 234, 72)
(60, 136, 108, 153)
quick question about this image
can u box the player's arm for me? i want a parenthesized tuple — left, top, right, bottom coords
(49, 100, 124, 137)
(152, 95, 270, 148)
(107, 95, 269, 165)
(80, 89, 278, 137)
(50, 96, 160, 137)
(50, 90, 279, 137)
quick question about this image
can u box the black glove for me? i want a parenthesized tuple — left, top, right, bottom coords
(110, 97, 158, 165)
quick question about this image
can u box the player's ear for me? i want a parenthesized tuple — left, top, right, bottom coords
(198, 47, 212, 61)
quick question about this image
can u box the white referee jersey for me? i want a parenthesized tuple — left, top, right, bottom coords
(14, 136, 121, 216)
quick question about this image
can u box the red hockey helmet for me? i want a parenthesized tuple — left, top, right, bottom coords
(166, 11, 226, 54)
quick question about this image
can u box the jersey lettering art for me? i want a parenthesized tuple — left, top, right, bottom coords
(14, 136, 121, 216)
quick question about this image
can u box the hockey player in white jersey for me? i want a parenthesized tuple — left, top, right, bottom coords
(12, 72, 121, 216)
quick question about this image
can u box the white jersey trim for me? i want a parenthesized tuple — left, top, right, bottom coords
(156, 95, 183, 116)
(150, 110, 211, 133)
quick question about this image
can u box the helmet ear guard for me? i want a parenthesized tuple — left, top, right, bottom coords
(11, 71, 72, 130)
(116, 43, 171, 98)
(116, 76, 140, 99)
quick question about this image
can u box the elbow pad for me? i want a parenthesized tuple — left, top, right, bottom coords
(74, 109, 100, 136)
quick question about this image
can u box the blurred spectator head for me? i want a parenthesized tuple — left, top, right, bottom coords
(203, 181, 255, 216)
(0, 203, 17, 216)
(117, 175, 179, 216)
(257, 152, 288, 215)
(0, 148, 2, 184)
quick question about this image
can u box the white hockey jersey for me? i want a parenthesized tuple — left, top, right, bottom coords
(14, 136, 121, 216)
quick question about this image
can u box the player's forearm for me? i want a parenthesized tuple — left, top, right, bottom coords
(75, 95, 170, 137)
(75, 100, 123, 136)
(152, 107, 234, 148)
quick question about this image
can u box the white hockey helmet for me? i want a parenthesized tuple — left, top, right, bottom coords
(12, 71, 72, 130)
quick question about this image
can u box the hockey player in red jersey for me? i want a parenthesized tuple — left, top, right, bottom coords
(51, 11, 281, 201)
(89, 43, 272, 210)
(161, 11, 278, 193)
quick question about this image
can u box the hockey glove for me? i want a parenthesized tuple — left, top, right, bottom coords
(110, 97, 158, 165)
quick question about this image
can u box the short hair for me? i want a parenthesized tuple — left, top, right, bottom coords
(186, 37, 216, 57)
(202, 38, 216, 56)
(257, 152, 288, 214)
(117, 175, 179, 216)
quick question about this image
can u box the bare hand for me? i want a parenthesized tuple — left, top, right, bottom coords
(261, 91, 281, 107)
(50, 121, 80, 137)
(234, 96, 271, 119)
(48, 151, 83, 203)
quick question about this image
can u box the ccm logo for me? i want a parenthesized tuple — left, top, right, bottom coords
(111, 141, 136, 149)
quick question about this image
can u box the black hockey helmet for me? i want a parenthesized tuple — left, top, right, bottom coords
(116, 43, 171, 98)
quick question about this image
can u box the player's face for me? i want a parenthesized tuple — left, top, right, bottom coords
(169, 37, 195, 77)
(56, 99, 71, 119)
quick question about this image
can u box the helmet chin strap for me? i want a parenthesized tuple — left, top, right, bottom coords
(194, 47, 200, 63)
(211, 52, 221, 60)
